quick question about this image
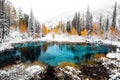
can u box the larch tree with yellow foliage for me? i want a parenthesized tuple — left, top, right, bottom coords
(71, 27, 78, 35)
(96, 25, 103, 36)
(91, 23, 97, 36)
(42, 24, 49, 35)
(81, 28, 88, 36)
(53, 26, 59, 34)
(19, 14, 29, 33)
(109, 2, 118, 39)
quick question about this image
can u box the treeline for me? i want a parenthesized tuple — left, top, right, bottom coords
(0, 0, 119, 41)
(42, 2, 119, 39)
(68, 2, 117, 37)
(18, 8, 41, 38)
(0, 0, 41, 42)
(0, 0, 11, 40)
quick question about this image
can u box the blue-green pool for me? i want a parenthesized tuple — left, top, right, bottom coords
(0, 42, 112, 66)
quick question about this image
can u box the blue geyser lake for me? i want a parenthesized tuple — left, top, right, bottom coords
(0, 42, 112, 66)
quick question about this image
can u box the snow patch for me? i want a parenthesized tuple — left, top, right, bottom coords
(107, 53, 120, 60)
(0, 64, 46, 80)
(25, 65, 44, 76)
(56, 66, 81, 80)
(0, 43, 13, 51)
(100, 57, 120, 80)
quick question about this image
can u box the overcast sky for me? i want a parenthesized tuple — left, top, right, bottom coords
(9, 0, 120, 23)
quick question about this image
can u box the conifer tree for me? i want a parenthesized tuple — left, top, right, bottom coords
(99, 15, 102, 28)
(28, 9, 34, 37)
(111, 2, 117, 29)
(72, 12, 77, 29)
(72, 12, 81, 35)
(86, 6, 90, 30)
(86, 6, 92, 34)
(66, 21, 71, 33)
(0, 0, 10, 40)
(106, 16, 109, 31)
(77, 12, 81, 34)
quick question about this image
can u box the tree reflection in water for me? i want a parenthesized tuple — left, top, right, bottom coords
(0, 42, 113, 67)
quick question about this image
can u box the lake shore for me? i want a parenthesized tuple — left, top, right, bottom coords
(0, 55, 119, 80)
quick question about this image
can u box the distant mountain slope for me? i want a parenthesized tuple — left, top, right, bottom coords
(43, 4, 120, 30)
(43, 10, 76, 27)
(94, 4, 120, 30)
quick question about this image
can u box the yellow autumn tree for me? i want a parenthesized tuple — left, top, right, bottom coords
(90, 23, 97, 36)
(109, 26, 119, 38)
(24, 20, 27, 32)
(47, 28, 51, 33)
(52, 22, 66, 34)
(81, 28, 88, 36)
(42, 24, 49, 35)
(35, 34, 40, 38)
(90, 23, 103, 36)
(19, 19, 23, 32)
(53, 27, 59, 33)
(71, 27, 78, 35)
(110, 26, 117, 34)
(19, 19, 27, 33)
(96, 25, 103, 36)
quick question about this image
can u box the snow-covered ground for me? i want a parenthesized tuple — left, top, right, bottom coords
(0, 31, 120, 80)
(55, 66, 81, 80)
(1, 31, 120, 51)
(100, 56, 120, 80)
(41, 32, 120, 80)
(0, 63, 46, 80)
(0, 43, 13, 51)
(106, 52, 120, 60)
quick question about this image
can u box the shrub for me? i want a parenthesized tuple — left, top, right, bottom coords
(59, 62, 79, 69)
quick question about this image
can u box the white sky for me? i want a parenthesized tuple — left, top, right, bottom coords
(9, 0, 120, 23)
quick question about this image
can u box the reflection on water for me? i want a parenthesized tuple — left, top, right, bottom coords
(0, 42, 111, 66)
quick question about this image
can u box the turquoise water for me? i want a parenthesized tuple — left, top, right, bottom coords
(0, 42, 111, 66)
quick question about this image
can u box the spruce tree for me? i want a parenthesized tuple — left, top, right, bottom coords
(66, 21, 71, 33)
(111, 2, 117, 29)
(0, 0, 10, 40)
(99, 15, 102, 28)
(28, 9, 34, 37)
(86, 6, 92, 34)
(86, 6, 90, 30)
(77, 12, 81, 34)
(72, 12, 77, 29)
(89, 13, 93, 32)
(72, 12, 81, 35)
(106, 16, 109, 31)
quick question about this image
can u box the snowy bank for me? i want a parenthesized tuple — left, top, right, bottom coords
(41, 33, 120, 48)
(25, 65, 44, 76)
(1, 32, 120, 52)
(106, 52, 120, 60)
(100, 57, 120, 80)
(55, 66, 81, 80)
(0, 43, 13, 51)
(0, 63, 46, 80)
